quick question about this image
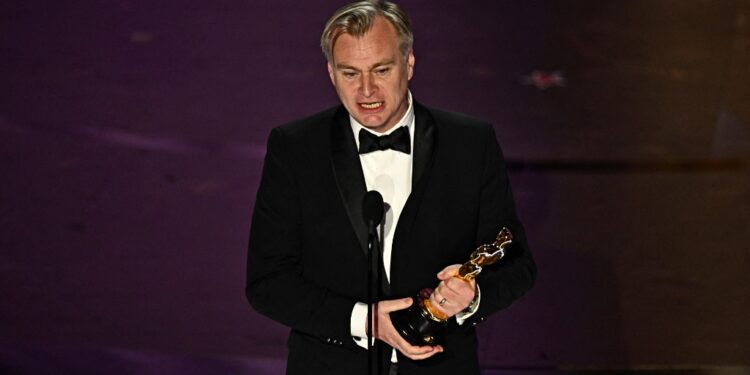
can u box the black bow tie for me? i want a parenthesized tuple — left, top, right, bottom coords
(358, 126, 411, 154)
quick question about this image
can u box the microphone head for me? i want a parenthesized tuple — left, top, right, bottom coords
(362, 191, 384, 225)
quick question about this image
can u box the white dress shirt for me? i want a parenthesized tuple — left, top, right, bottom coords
(349, 92, 415, 351)
(348, 93, 479, 357)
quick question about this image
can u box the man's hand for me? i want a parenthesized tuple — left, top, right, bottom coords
(367, 297, 444, 360)
(429, 264, 476, 317)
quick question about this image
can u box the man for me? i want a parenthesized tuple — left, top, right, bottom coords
(245, 1, 536, 374)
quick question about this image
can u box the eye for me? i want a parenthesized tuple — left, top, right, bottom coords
(342, 71, 357, 79)
(375, 68, 390, 76)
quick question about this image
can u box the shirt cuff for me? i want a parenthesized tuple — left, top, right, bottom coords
(455, 284, 481, 325)
(350, 302, 370, 349)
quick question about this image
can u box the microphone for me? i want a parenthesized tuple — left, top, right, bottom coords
(362, 190, 384, 226)
(362, 190, 384, 370)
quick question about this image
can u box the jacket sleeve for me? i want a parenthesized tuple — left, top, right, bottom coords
(464, 124, 537, 326)
(245, 127, 356, 346)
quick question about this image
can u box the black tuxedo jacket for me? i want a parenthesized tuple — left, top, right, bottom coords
(246, 102, 536, 375)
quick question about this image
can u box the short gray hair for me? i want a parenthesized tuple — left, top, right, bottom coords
(320, 0, 413, 62)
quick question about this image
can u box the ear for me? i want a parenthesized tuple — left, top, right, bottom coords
(406, 49, 415, 80)
(327, 62, 336, 86)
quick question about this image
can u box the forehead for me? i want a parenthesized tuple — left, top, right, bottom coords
(332, 17, 400, 65)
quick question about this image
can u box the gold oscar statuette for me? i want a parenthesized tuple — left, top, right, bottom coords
(390, 227, 513, 345)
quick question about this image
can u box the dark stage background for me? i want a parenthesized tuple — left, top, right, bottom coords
(1, 0, 749, 373)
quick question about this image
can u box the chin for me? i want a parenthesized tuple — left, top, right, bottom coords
(358, 117, 385, 129)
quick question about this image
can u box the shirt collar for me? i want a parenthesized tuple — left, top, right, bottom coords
(350, 91, 415, 150)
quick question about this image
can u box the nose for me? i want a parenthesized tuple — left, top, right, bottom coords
(359, 73, 376, 97)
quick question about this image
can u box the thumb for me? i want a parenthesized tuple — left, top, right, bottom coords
(381, 297, 413, 312)
(437, 264, 461, 280)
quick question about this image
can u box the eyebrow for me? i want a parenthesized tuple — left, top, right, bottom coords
(335, 59, 395, 71)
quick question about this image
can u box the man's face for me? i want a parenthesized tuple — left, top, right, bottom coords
(327, 17, 415, 134)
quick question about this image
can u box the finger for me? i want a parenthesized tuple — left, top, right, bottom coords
(433, 282, 474, 315)
(385, 330, 438, 358)
(430, 289, 447, 307)
(431, 286, 441, 300)
(437, 281, 463, 300)
(397, 341, 443, 358)
(382, 315, 438, 353)
(404, 347, 443, 360)
(446, 275, 475, 290)
(437, 264, 461, 280)
(400, 343, 436, 356)
(438, 288, 471, 310)
(380, 297, 413, 312)
(429, 294, 452, 316)
(444, 278, 475, 300)
(432, 284, 464, 309)
(434, 281, 458, 299)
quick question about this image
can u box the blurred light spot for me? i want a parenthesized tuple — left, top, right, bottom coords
(130, 32, 154, 43)
(521, 70, 566, 90)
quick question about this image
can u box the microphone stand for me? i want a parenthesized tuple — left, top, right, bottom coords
(367, 218, 381, 375)
(363, 190, 384, 375)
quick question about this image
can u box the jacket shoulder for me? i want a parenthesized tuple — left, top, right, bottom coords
(273, 106, 341, 139)
(420, 104, 493, 135)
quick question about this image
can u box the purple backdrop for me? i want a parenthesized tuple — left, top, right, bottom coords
(1, 0, 749, 373)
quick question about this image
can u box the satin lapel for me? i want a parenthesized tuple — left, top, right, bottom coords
(329, 107, 369, 256)
(390, 102, 437, 292)
(393, 102, 437, 243)
(411, 101, 436, 191)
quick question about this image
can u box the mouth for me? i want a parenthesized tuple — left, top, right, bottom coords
(359, 102, 383, 110)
